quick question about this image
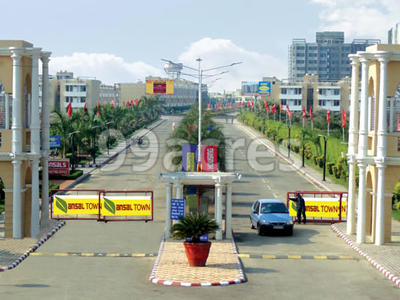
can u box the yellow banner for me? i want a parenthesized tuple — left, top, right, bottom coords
(101, 196, 152, 216)
(53, 195, 152, 217)
(288, 198, 346, 218)
(145, 80, 174, 95)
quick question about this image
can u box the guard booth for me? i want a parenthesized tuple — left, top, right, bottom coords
(159, 172, 240, 240)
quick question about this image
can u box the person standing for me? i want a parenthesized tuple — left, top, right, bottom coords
(289, 193, 306, 224)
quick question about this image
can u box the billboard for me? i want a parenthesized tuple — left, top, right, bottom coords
(50, 135, 61, 148)
(258, 81, 271, 95)
(146, 80, 174, 95)
(49, 159, 69, 175)
(288, 198, 347, 218)
(201, 145, 218, 172)
(241, 81, 259, 96)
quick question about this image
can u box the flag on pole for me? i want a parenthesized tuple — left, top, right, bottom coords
(134, 98, 138, 106)
(286, 104, 292, 118)
(327, 109, 331, 124)
(250, 101, 254, 109)
(83, 102, 87, 114)
(123, 100, 125, 107)
(67, 102, 72, 117)
(271, 104, 276, 114)
(280, 104, 282, 113)
(111, 99, 115, 109)
(97, 101, 100, 116)
(302, 107, 306, 118)
(341, 109, 346, 128)
(310, 107, 313, 121)
(264, 101, 269, 112)
(131, 99, 134, 107)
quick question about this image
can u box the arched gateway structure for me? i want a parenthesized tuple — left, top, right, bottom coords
(0, 41, 51, 238)
(347, 44, 400, 245)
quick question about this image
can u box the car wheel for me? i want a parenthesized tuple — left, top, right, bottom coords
(257, 224, 263, 236)
(250, 218, 255, 229)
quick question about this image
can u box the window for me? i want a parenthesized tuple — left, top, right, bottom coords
(66, 85, 72, 92)
(80, 86, 86, 92)
(334, 89, 340, 95)
(80, 97, 86, 103)
(296, 53, 305, 57)
(281, 99, 287, 105)
(334, 100, 340, 106)
(281, 88, 287, 94)
(296, 60, 305, 64)
(319, 100, 326, 106)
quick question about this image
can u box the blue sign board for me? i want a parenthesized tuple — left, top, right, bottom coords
(50, 135, 61, 148)
(171, 198, 185, 220)
(185, 234, 209, 242)
(182, 144, 198, 172)
(258, 81, 271, 95)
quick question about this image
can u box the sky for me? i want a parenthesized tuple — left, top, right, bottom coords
(1, 0, 399, 92)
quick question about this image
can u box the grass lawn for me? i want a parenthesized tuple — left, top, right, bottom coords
(392, 209, 400, 222)
(0, 204, 4, 214)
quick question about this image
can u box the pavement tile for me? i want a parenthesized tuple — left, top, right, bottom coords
(152, 240, 243, 284)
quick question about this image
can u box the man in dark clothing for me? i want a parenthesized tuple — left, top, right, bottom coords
(289, 193, 306, 224)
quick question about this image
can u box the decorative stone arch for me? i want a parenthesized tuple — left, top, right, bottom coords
(365, 170, 375, 237)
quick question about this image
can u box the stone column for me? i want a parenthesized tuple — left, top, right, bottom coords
(30, 49, 41, 237)
(347, 56, 360, 235)
(40, 53, 51, 226)
(164, 183, 172, 239)
(174, 181, 183, 199)
(375, 55, 389, 246)
(215, 182, 223, 240)
(226, 184, 233, 239)
(5, 93, 9, 129)
(356, 56, 369, 244)
(11, 50, 23, 238)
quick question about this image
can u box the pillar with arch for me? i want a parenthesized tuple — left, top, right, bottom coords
(347, 44, 400, 245)
(0, 41, 51, 238)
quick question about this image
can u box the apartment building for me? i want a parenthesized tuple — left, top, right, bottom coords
(388, 23, 400, 44)
(289, 31, 380, 81)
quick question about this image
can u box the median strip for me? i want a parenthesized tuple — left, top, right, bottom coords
(238, 254, 357, 260)
(30, 252, 157, 258)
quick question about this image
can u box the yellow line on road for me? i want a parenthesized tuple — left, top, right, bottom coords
(30, 252, 43, 256)
(339, 255, 354, 260)
(288, 255, 302, 259)
(106, 253, 120, 257)
(132, 253, 146, 257)
(314, 255, 328, 260)
(80, 253, 94, 257)
(262, 255, 277, 259)
(238, 254, 250, 258)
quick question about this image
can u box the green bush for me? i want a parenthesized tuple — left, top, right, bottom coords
(326, 162, 335, 175)
(392, 181, 400, 208)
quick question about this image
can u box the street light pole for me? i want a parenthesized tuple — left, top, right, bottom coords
(319, 134, 327, 181)
(197, 58, 202, 171)
(69, 130, 80, 172)
(288, 126, 291, 159)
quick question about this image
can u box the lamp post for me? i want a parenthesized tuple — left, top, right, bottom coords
(105, 121, 113, 155)
(288, 126, 291, 159)
(162, 58, 242, 170)
(69, 130, 80, 171)
(92, 125, 101, 165)
(318, 134, 327, 181)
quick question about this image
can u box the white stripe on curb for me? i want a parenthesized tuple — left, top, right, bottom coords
(331, 224, 400, 288)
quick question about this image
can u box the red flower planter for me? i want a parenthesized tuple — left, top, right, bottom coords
(183, 242, 212, 267)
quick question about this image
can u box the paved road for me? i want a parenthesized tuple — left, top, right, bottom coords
(0, 116, 399, 299)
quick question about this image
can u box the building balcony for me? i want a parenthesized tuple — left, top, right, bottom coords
(280, 94, 302, 100)
(64, 91, 86, 97)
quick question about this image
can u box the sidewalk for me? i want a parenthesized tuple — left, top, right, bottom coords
(237, 120, 400, 288)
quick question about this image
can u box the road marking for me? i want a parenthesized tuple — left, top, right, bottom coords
(238, 254, 357, 260)
(30, 252, 156, 258)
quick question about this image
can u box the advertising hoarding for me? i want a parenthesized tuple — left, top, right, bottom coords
(182, 144, 198, 172)
(146, 80, 174, 95)
(258, 81, 271, 95)
(201, 145, 218, 172)
(288, 198, 347, 218)
(49, 159, 70, 175)
(241, 81, 259, 96)
(50, 135, 61, 148)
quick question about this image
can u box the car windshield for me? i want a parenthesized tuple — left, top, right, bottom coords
(261, 203, 288, 214)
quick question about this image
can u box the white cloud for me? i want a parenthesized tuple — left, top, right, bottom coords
(310, 0, 400, 41)
(49, 38, 285, 92)
(178, 38, 286, 92)
(49, 52, 163, 85)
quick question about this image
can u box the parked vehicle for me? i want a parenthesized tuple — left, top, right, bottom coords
(250, 199, 293, 236)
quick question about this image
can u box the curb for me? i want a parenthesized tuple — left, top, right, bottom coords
(0, 221, 66, 272)
(331, 224, 400, 288)
(149, 235, 246, 287)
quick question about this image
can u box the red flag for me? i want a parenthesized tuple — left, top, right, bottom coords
(123, 100, 125, 107)
(67, 102, 72, 117)
(310, 107, 313, 121)
(341, 109, 346, 128)
(286, 104, 292, 118)
(97, 101, 100, 116)
(83, 102, 87, 114)
(250, 101, 254, 109)
(134, 98, 138, 106)
(280, 104, 282, 113)
(130, 99, 134, 107)
(111, 99, 115, 108)
(271, 104, 276, 114)
(327, 109, 331, 124)
(302, 107, 306, 118)
(264, 101, 269, 112)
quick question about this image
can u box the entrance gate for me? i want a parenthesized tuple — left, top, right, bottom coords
(50, 189, 153, 222)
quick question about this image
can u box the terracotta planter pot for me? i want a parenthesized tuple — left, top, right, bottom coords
(183, 241, 212, 267)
